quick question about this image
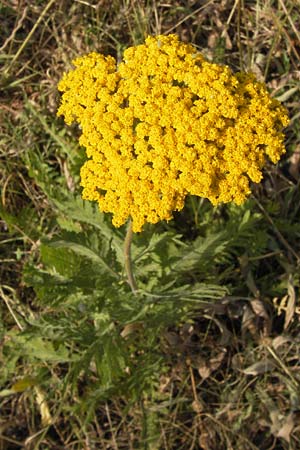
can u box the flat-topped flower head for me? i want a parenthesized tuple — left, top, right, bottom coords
(57, 34, 289, 232)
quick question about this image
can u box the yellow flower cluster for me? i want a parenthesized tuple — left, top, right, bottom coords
(57, 34, 289, 232)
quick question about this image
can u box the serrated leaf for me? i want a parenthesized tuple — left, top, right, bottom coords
(48, 240, 119, 279)
(93, 312, 115, 336)
(57, 215, 82, 233)
(94, 337, 127, 388)
(134, 231, 177, 262)
(23, 263, 71, 288)
(53, 196, 125, 265)
(176, 283, 228, 305)
(174, 231, 229, 272)
(40, 242, 81, 278)
(15, 335, 71, 363)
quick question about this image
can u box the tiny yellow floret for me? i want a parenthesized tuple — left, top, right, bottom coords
(57, 34, 289, 232)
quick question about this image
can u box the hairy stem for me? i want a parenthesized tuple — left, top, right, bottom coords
(124, 219, 138, 294)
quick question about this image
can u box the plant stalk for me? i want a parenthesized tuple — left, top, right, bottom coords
(124, 219, 138, 294)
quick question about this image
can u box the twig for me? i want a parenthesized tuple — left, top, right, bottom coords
(105, 402, 119, 450)
(5, 0, 56, 73)
(0, 7, 28, 52)
(0, 286, 24, 331)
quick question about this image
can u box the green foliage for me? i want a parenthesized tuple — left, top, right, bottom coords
(3, 133, 286, 426)
(3, 194, 218, 396)
(3, 170, 277, 422)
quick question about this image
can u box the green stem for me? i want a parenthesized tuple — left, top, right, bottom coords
(124, 219, 138, 294)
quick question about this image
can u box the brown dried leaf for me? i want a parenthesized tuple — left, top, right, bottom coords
(197, 358, 211, 380)
(251, 298, 271, 336)
(243, 359, 274, 375)
(162, 331, 181, 347)
(273, 295, 289, 315)
(120, 322, 143, 338)
(198, 350, 226, 379)
(288, 147, 300, 180)
(251, 298, 269, 320)
(224, 31, 232, 50)
(277, 413, 295, 443)
(207, 32, 218, 49)
(284, 276, 296, 330)
(241, 304, 257, 338)
(231, 353, 244, 371)
(35, 386, 52, 426)
(198, 417, 217, 450)
(272, 335, 291, 350)
(192, 399, 203, 413)
(270, 412, 295, 443)
(203, 314, 232, 345)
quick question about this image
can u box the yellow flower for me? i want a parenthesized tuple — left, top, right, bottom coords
(57, 34, 289, 232)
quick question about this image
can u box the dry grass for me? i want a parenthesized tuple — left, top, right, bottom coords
(1, 1, 300, 449)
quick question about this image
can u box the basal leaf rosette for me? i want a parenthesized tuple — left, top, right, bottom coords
(57, 34, 289, 232)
